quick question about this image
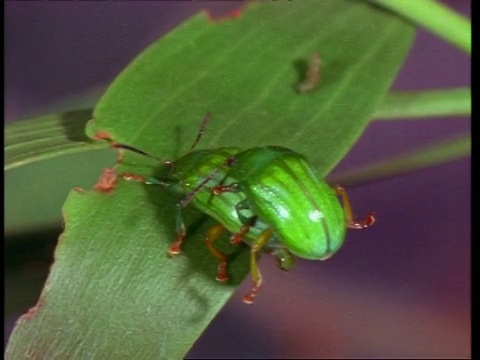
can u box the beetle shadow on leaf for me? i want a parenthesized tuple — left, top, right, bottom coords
(180, 284, 211, 325)
(60, 109, 94, 142)
(143, 182, 250, 287)
(292, 58, 308, 92)
(176, 218, 250, 323)
(172, 125, 183, 160)
(179, 213, 250, 287)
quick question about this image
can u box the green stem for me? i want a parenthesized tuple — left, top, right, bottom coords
(328, 135, 470, 187)
(370, 0, 471, 54)
(375, 87, 471, 120)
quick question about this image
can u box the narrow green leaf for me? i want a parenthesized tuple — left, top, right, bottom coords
(6, 149, 115, 234)
(6, 1, 415, 358)
(5, 110, 114, 234)
(6, 183, 250, 359)
(5, 110, 108, 171)
(329, 135, 471, 186)
(369, 0, 471, 54)
(375, 88, 471, 120)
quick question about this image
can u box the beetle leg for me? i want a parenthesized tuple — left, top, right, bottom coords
(205, 224, 230, 282)
(234, 199, 253, 224)
(121, 173, 187, 256)
(168, 204, 187, 256)
(170, 170, 226, 256)
(230, 199, 257, 245)
(118, 171, 186, 255)
(119, 172, 187, 255)
(121, 172, 172, 186)
(243, 228, 273, 304)
(179, 169, 222, 207)
(230, 216, 257, 245)
(212, 182, 241, 195)
(333, 185, 376, 229)
(207, 181, 243, 207)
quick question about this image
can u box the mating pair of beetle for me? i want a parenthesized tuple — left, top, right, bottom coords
(113, 113, 375, 304)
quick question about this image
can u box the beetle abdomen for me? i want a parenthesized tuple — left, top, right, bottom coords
(233, 146, 346, 260)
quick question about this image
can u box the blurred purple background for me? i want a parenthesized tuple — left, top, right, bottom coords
(5, 1, 471, 358)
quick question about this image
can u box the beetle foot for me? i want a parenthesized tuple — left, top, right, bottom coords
(230, 235, 242, 245)
(122, 172, 147, 183)
(243, 283, 260, 304)
(167, 234, 185, 257)
(230, 223, 251, 245)
(348, 211, 376, 229)
(212, 184, 238, 194)
(167, 245, 181, 257)
(364, 212, 376, 227)
(216, 261, 229, 283)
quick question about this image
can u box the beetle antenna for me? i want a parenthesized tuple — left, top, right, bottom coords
(186, 112, 212, 153)
(112, 143, 169, 164)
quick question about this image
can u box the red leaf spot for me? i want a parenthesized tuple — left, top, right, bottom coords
(94, 131, 113, 141)
(203, 5, 247, 23)
(73, 187, 87, 193)
(93, 168, 117, 193)
(227, 9, 242, 19)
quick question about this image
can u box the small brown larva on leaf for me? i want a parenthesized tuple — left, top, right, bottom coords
(297, 52, 322, 93)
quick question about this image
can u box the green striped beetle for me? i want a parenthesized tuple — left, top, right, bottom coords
(113, 114, 375, 304)
(212, 146, 374, 303)
(112, 114, 290, 284)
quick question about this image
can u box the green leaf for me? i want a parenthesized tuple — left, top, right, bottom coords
(369, 0, 471, 54)
(86, 1, 414, 176)
(5, 111, 114, 234)
(329, 135, 471, 186)
(6, 1, 415, 358)
(5, 109, 108, 171)
(375, 88, 471, 120)
(6, 182, 250, 359)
